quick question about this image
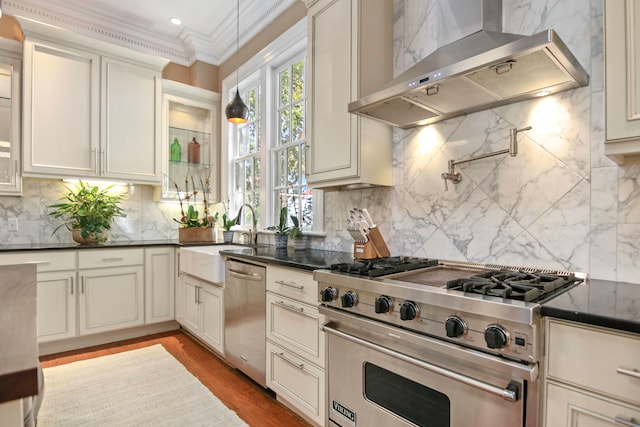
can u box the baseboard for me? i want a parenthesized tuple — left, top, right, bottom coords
(38, 321, 180, 356)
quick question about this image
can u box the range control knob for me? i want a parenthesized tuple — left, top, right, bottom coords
(399, 301, 419, 321)
(374, 295, 393, 314)
(340, 291, 358, 308)
(485, 324, 509, 349)
(445, 316, 466, 338)
(320, 287, 337, 302)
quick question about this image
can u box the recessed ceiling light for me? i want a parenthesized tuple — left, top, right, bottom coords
(170, 17, 182, 26)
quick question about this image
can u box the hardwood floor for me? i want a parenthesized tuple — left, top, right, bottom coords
(39, 329, 312, 427)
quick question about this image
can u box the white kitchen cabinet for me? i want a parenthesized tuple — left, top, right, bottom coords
(0, 39, 22, 196)
(179, 273, 224, 355)
(266, 265, 325, 425)
(36, 271, 76, 342)
(0, 250, 77, 343)
(604, 0, 640, 163)
(77, 249, 145, 336)
(19, 17, 167, 184)
(144, 247, 175, 324)
(543, 318, 640, 426)
(305, 0, 393, 190)
(155, 80, 220, 201)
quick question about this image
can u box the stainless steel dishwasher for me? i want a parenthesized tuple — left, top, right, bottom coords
(224, 258, 267, 388)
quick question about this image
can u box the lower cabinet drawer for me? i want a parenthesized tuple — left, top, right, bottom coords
(547, 320, 640, 406)
(266, 341, 325, 426)
(545, 382, 640, 427)
(78, 248, 143, 269)
(266, 292, 325, 368)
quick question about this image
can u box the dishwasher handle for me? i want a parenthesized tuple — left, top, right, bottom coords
(228, 268, 263, 281)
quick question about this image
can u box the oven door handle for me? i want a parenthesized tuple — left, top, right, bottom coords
(322, 323, 521, 402)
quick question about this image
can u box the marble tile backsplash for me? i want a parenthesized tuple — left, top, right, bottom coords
(0, 0, 638, 285)
(321, 0, 639, 284)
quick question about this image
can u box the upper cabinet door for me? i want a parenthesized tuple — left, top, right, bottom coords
(101, 56, 162, 183)
(306, 0, 393, 190)
(22, 38, 100, 178)
(604, 0, 640, 163)
(0, 39, 23, 196)
(19, 17, 168, 184)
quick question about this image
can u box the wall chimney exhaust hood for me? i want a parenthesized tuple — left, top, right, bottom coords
(348, 0, 589, 130)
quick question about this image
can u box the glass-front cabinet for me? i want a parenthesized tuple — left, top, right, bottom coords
(0, 39, 22, 196)
(155, 80, 220, 201)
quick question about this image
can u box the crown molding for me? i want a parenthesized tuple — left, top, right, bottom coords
(4, 0, 299, 66)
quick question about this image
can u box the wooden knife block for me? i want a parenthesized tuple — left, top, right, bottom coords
(353, 227, 390, 259)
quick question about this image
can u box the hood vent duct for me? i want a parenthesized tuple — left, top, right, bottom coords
(348, 0, 589, 129)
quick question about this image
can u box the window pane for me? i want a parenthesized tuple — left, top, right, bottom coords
(302, 187, 313, 227)
(292, 102, 304, 141)
(275, 149, 286, 188)
(238, 124, 248, 156)
(287, 146, 299, 185)
(279, 68, 290, 107)
(280, 109, 290, 146)
(254, 157, 261, 190)
(247, 87, 258, 121)
(245, 159, 253, 191)
(234, 162, 244, 193)
(301, 145, 307, 185)
(292, 60, 304, 102)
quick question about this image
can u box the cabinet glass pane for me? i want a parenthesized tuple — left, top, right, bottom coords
(0, 64, 12, 184)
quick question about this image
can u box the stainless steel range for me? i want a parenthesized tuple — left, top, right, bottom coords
(314, 257, 585, 427)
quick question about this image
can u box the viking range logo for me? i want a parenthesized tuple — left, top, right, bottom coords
(332, 400, 356, 425)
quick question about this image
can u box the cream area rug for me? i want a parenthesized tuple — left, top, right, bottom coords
(38, 344, 248, 427)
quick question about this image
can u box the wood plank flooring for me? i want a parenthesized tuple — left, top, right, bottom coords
(39, 329, 312, 427)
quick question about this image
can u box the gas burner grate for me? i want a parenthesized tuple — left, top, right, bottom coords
(330, 257, 438, 277)
(446, 270, 580, 302)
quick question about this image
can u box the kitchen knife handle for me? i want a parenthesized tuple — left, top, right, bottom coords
(362, 208, 375, 227)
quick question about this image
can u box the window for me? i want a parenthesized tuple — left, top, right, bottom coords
(224, 20, 320, 233)
(273, 57, 311, 228)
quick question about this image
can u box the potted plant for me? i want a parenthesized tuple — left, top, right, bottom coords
(48, 181, 126, 244)
(172, 172, 218, 243)
(267, 207, 292, 249)
(221, 213, 236, 243)
(289, 215, 307, 251)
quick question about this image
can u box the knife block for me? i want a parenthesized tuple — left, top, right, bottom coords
(354, 241, 378, 259)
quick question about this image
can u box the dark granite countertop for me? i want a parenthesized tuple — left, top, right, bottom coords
(541, 278, 640, 334)
(0, 240, 238, 252)
(0, 264, 39, 403)
(220, 246, 354, 271)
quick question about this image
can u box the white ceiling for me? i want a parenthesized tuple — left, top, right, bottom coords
(4, 0, 299, 66)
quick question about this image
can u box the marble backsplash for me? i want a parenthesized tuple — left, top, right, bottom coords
(322, 0, 640, 285)
(0, 0, 638, 285)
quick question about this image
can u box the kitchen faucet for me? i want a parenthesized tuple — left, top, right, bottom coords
(234, 203, 258, 246)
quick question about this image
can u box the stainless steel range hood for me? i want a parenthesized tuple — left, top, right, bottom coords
(348, 0, 589, 130)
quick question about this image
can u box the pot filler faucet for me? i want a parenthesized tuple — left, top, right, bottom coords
(235, 203, 258, 246)
(441, 126, 532, 190)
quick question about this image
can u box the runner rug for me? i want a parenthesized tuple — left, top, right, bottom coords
(38, 344, 248, 426)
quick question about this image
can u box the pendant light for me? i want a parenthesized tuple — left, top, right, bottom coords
(225, 0, 249, 124)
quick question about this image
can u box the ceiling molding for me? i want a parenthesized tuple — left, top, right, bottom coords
(4, 0, 298, 67)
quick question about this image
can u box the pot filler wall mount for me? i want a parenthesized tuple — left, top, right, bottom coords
(348, 0, 589, 130)
(440, 125, 532, 190)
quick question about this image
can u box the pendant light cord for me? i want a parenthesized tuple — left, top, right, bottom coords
(235, 0, 240, 92)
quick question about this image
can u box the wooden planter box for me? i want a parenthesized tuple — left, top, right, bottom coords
(178, 227, 216, 243)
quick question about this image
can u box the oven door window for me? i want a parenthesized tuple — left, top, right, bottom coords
(364, 362, 450, 427)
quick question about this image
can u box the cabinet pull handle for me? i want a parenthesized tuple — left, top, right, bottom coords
(93, 148, 97, 173)
(101, 149, 106, 173)
(101, 257, 124, 262)
(23, 261, 50, 265)
(195, 286, 200, 304)
(81, 277, 85, 294)
(274, 300, 304, 313)
(275, 280, 304, 290)
(276, 352, 304, 370)
(614, 417, 640, 427)
(617, 367, 640, 379)
(70, 277, 74, 295)
(14, 160, 18, 183)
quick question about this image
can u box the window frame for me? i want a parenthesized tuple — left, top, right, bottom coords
(221, 18, 323, 233)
